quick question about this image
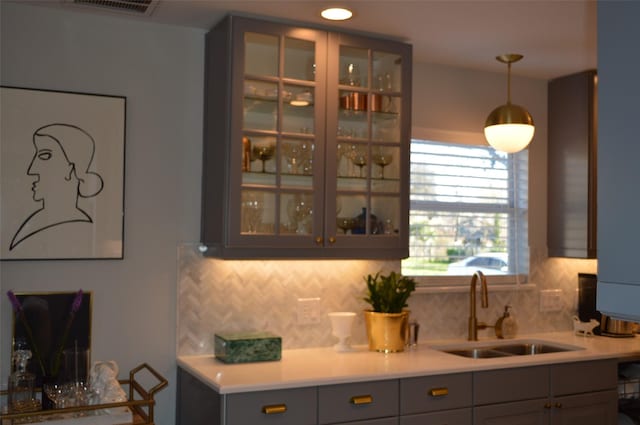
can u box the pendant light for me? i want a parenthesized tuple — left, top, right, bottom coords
(484, 54, 535, 153)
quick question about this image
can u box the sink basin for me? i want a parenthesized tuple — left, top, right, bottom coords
(434, 339, 583, 359)
(444, 348, 512, 359)
(495, 342, 572, 356)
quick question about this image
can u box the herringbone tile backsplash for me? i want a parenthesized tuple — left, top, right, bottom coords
(177, 244, 596, 355)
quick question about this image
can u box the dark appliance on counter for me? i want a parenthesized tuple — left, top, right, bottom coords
(578, 273, 637, 337)
(578, 273, 601, 331)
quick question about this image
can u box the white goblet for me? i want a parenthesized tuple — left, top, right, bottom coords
(328, 312, 356, 352)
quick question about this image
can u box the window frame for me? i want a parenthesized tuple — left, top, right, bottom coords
(405, 128, 530, 290)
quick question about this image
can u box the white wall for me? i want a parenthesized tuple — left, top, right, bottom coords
(0, 3, 204, 423)
(1, 3, 593, 424)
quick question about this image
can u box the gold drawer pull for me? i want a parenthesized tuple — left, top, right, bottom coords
(429, 387, 449, 397)
(350, 395, 373, 405)
(315, 236, 323, 245)
(262, 404, 287, 415)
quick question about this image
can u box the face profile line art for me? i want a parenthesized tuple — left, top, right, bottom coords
(9, 123, 105, 251)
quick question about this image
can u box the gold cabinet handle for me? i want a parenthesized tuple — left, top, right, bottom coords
(328, 236, 336, 244)
(555, 402, 563, 409)
(350, 395, 373, 405)
(544, 402, 552, 409)
(262, 404, 287, 415)
(429, 387, 449, 397)
(315, 236, 323, 245)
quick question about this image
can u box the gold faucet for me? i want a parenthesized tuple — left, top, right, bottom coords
(468, 270, 489, 341)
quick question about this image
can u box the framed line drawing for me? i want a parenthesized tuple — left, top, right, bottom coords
(1, 86, 126, 260)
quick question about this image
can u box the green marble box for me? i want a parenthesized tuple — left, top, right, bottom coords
(214, 331, 282, 363)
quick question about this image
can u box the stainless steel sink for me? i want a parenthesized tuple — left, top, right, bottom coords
(444, 348, 513, 359)
(495, 342, 572, 355)
(434, 339, 583, 359)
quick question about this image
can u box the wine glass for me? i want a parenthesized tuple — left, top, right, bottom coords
(242, 193, 264, 233)
(344, 63, 361, 86)
(44, 382, 70, 409)
(372, 150, 393, 179)
(287, 197, 313, 234)
(282, 142, 302, 174)
(351, 150, 367, 178)
(252, 144, 275, 173)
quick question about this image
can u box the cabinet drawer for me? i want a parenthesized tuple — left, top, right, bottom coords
(226, 386, 317, 425)
(474, 398, 547, 425)
(335, 418, 398, 425)
(474, 366, 548, 405)
(400, 407, 472, 425)
(550, 359, 617, 396)
(319, 380, 399, 424)
(400, 373, 472, 414)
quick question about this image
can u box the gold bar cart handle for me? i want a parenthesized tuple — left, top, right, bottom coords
(429, 387, 449, 397)
(262, 404, 287, 415)
(350, 395, 373, 405)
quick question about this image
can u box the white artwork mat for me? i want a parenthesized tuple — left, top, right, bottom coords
(1, 87, 125, 260)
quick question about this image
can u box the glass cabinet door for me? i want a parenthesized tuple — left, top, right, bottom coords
(326, 33, 410, 252)
(203, 15, 410, 257)
(230, 23, 327, 247)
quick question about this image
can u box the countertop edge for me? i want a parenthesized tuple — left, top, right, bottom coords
(178, 332, 640, 394)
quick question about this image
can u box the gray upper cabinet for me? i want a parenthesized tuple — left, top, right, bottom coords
(201, 15, 412, 259)
(596, 1, 640, 322)
(547, 70, 597, 258)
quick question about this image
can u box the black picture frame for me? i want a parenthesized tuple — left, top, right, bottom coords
(11, 291, 92, 382)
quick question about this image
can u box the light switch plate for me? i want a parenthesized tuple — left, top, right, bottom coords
(297, 297, 321, 325)
(539, 289, 564, 312)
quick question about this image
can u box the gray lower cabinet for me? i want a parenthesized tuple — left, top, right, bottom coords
(318, 380, 398, 424)
(474, 360, 618, 425)
(177, 360, 616, 425)
(226, 386, 317, 425)
(399, 373, 472, 425)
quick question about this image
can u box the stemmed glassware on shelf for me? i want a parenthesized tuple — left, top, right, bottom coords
(351, 149, 367, 178)
(282, 142, 301, 175)
(282, 141, 312, 175)
(372, 149, 393, 179)
(287, 196, 313, 234)
(242, 192, 264, 233)
(252, 143, 275, 173)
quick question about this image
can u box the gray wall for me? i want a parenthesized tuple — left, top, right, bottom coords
(1, 3, 204, 423)
(1, 3, 586, 425)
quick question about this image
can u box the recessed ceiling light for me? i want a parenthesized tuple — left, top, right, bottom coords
(321, 7, 353, 21)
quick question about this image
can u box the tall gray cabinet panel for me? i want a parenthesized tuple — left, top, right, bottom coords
(596, 1, 640, 322)
(547, 70, 597, 258)
(201, 15, 412, 259)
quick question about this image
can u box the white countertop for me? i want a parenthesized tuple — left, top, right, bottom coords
(177, 332, 640, 394)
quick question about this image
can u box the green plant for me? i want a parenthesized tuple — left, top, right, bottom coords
(363, 271, 416, 313)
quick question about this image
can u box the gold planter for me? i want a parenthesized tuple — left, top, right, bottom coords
(363, 310, 409, 353)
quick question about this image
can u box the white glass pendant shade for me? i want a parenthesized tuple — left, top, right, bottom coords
(484, 102, 535, 153)
(484, 54, 535, 153)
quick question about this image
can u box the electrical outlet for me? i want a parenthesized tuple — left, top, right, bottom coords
(297, 297, 321, 325)
(539, 289, 563, 312)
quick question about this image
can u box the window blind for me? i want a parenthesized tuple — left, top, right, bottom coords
(402, 139, 529, 281)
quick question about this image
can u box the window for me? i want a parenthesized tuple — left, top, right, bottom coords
(401, 139, 529, 286)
